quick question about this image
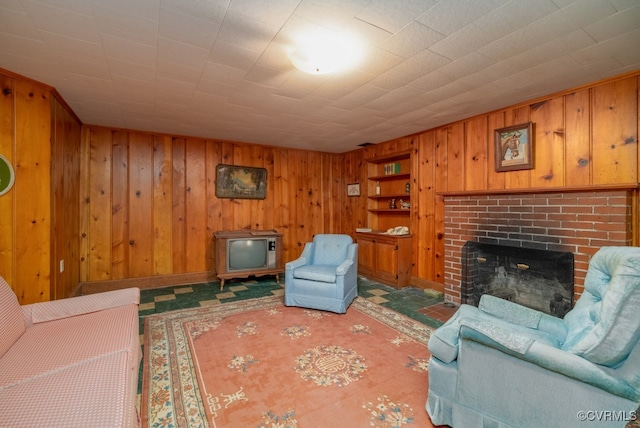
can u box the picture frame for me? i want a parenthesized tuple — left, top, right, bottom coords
(0, 154, 15, 197)
(347, 183, 360, 197)
(494, 122, 533, 172)
(215, 164, 267, 199)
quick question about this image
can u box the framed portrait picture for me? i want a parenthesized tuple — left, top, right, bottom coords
(0, 154, 15, 196)
(494, 122, 533, 172)
(215, 164, 267, 199)
(347, 183, 360, 197)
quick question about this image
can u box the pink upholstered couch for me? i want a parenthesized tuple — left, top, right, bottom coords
(0, 276, 141, 428)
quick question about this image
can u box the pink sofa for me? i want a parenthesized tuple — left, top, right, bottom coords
(0, 276, 141, 428)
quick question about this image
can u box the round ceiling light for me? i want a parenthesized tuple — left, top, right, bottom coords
(291, 32, 362, 75)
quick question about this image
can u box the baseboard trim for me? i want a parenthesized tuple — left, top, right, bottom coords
(410, 276, 444, 293)
(79, 272, 218, 295)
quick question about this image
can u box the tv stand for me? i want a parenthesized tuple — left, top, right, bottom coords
(214, 230, 284, 290)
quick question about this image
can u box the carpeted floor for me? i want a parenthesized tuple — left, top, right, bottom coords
(137, 276, 450, 389)
(141, 294, 436, 427)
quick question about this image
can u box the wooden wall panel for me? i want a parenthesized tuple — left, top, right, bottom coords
(14, 80, 51, 302)
(153, 135, 173, 275)
(415, 131, 437, 280)
(87, 128, 112, 280)
(464, 117, 488, 190)
(128, 133, 154, 277)
(0, 76, 15, 287)
(185, 138, 207, 272)
(50, 95, 81, 299)
(172, 138, 187, 273)
(564, 89, 591, 186)
(111, 131, 129, 279)
(530, 98, 565, 188)
(446, 124, 465, 191)
(592, 78, 638, 184)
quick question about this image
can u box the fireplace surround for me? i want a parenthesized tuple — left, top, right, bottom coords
(443, 190, 633, 306)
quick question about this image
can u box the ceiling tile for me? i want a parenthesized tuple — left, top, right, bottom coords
(92, 2, 158, 46)
(22, 0, 101, 42)
(416, 0, 509, 36)
(158, 7, 220, 49)
(356, 0, 437, 33)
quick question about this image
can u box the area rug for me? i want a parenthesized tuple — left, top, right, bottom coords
(141, 296, 434, 427)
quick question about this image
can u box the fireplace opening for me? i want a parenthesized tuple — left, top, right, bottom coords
(461, 242, 574, 318)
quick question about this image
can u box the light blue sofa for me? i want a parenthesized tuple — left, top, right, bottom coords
(426, 246, 640, 428)
(284, 234, 358, 313)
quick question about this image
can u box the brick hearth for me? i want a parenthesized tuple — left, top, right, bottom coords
(443, 190, 633, 305)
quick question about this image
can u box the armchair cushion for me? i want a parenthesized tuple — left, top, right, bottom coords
(309, 234, 352, 265)
(562, 247, 640, 367)
(293, 265, 339, 283)
(0, 277, 25, 358)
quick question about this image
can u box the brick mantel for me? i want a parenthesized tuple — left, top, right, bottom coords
(443, 190, 633, 304)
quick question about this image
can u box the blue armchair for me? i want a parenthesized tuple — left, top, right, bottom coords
(284, 234, 358, 313)
(426, 246, 640, 428)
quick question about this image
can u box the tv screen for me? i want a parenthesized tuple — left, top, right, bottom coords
(228, 238, 268, 271)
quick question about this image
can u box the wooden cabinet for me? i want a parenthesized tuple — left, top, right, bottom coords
(356, 232, 412, 288)
(366, 151, 412, 232)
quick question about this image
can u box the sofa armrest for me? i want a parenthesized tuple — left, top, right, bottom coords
(22, 287, 140, 324)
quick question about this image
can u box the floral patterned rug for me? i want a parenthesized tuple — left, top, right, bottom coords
(141, 295, 435, 427)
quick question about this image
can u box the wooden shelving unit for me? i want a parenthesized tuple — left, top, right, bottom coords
(356, 150, 413, 288)
(365, 151, 412, 232)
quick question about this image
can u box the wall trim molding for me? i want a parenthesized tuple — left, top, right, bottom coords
(79, 271, 218, 295)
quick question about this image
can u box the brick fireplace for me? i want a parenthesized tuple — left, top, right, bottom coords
(443, 190, 633, 305)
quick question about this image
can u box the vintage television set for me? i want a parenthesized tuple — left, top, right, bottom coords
(214, 230, 283, 290)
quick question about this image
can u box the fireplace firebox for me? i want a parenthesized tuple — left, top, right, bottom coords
(461, 242, 574, 318)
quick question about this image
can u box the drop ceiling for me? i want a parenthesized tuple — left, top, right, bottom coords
(0, 0, 638, 153)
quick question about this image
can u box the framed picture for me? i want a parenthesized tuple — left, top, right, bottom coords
(215, 164, 267, 199)
(494, 122, 533, 172)
(347, 183, 360, 197)
(0, 154, 15, 197)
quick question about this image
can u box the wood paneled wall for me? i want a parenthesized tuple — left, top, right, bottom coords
(51, 94, 82, 299)
(79, 129, 346, 284)
(79, 72, 639, 292)
(0, 71, 81, 304)
(342, 73, 639, 291)
(2, 67, 638, 300)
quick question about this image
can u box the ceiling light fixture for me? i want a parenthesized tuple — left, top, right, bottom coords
(291, 32, 362, 75)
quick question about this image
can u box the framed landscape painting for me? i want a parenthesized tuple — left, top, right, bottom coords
(494, 122, 533, 172)
(215, 164, 267, 199)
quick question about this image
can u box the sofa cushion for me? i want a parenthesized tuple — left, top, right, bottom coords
(0, 351, 139, 428)
(0, 277, 25, 358)
(0, 304, 139, 388)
